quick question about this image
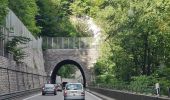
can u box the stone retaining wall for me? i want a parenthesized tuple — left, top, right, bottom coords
(0, 56, 47, 94)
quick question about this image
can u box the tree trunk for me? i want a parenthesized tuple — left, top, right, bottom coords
(143, 34, 148, 75)
(132, 48, 139, 75)
(147, 46, 151, 75)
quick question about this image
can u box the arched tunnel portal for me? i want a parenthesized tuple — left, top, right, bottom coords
(51, 59, 86, 87)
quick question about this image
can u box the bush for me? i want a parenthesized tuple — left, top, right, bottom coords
(96, 75, 107, 84)
(159, 78, 170, 95)
(129, 75, 155, 94)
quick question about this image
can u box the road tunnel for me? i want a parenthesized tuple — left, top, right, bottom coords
(51, 59, 86, 87)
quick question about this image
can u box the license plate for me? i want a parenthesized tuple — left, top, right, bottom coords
(72, 91, 77, 93)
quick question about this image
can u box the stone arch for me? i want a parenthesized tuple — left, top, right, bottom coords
(51, 59, 86, 87)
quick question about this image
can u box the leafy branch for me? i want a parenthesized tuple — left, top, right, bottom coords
(0, 27, 5, 40)
(6, 36, 31, 63)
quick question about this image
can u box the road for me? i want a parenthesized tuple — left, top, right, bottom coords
(23, 91, 102, 100)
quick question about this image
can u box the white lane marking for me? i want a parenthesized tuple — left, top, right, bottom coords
(86, 91, 102, 100)
(23, 93, 41, 100)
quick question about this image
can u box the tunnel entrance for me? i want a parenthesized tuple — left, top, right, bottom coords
(51, 60, 86, 87)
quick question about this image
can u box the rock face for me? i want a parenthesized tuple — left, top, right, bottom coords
(0, 10, 47, 94)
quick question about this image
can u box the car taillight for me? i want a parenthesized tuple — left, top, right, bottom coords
(64, 91, 67, 96)
(81, 92, 85, 96)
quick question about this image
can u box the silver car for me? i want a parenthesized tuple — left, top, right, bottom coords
(64, 83, 85, 100)
(42, 84, 57, 95)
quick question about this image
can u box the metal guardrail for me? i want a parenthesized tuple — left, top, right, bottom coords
(0, 88, 41, 100)
(90, 83, 170, 97)
(90, 84, 156, 95)
(87, 86, 170, 100)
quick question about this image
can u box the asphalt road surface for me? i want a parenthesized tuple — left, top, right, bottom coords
(23, 91, 102, 100)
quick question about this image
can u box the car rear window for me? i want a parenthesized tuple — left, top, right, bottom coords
(66, 84, 82, 90)
(45, 84, 54, 87)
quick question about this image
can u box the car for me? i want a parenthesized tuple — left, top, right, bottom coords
(62, 82, 68, 89)
(63, 83, 85, 100)
(42, 84, 57, 95)
(56, 83, 62, 92)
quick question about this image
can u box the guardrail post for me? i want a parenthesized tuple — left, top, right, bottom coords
(68, 37, 70, 48)
(52, 37, 53, 48)
(168, 87, 170, 97)
(38, 75, 40, 87)
(155, 83, 160, 96)
(79, 37, 80, 49)
(16, 67, 19, 91)
(62, 37, 64, 49)
(22, 72, 26, 90)
(46, 37, 48, 49)
(7, 67, 11, 93)
(32, 74, 34, 88)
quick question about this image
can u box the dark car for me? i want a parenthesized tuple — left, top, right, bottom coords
(62, 82, 68, 89)
(42, 84, 57, 95)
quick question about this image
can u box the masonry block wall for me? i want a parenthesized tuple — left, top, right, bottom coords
(0, 10, 47, 94)
(44, 49, 98, 84)
(0, 54, 47, 94)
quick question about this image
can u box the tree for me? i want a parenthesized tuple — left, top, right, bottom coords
(0, 0, 8, 24)
(84, 0, 170, 92)
(36, 0, 78, 37)
(9, 0, 40, 36)
(94, 0, 170, 76)
(57, 64, 77, 78)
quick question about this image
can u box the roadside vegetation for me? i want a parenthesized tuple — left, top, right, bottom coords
(65, 0, 170, 96)
(1, 0, 170, 96)
(86, 0, 170, 96)
(57, 64, 77, 78)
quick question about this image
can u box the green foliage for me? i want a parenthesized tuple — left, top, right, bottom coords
(130, 75, 156, 93)
(93, 0, 170, 75)
(0, 0, 8, 24)
(153, 67, 170, 95)
(78, 0, 170, 95)
(96, 74, 122, 85)
(94, 61, 106, 76)
(36, 0, 78, 37)
(95, 75, 106, 84)
(57, 64, 77, 78)
(1, 0, 170, 95)
(0, 27, 4, 39)
(70, 16, 93, 37)
(70, 0, 90, 17)
(9, 0, 40, 36)
(6, 36, 30, 63)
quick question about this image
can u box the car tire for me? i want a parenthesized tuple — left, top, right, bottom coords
(42, 93, 45, 95)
